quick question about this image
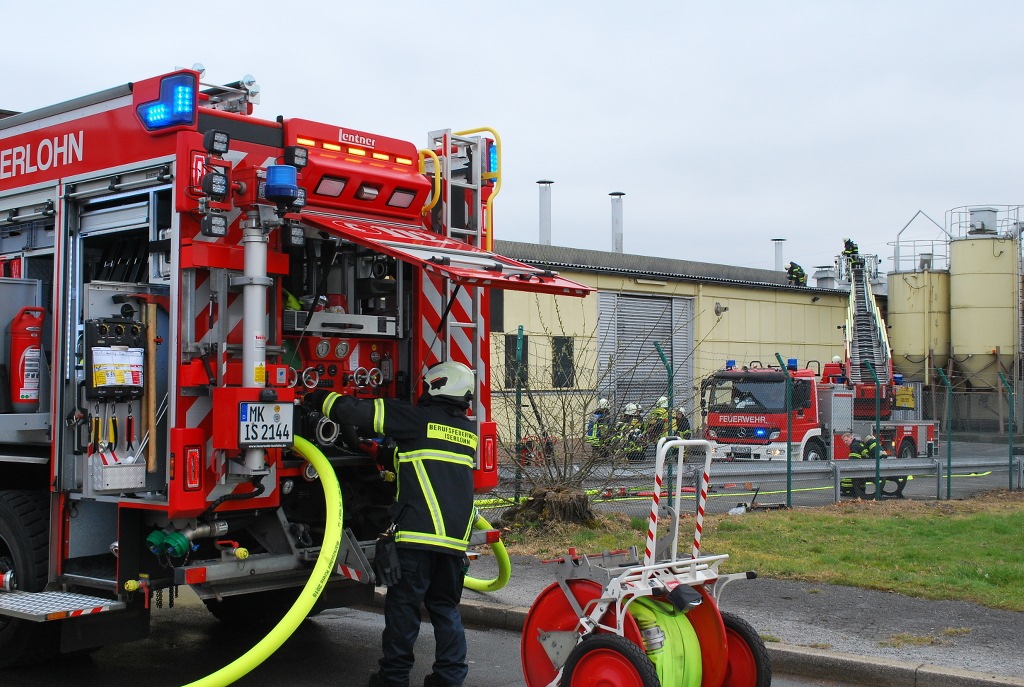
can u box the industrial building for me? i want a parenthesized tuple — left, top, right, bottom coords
(490, 204, 1023, 440)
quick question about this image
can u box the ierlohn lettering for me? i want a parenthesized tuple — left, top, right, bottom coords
(0, 131, 84, 180)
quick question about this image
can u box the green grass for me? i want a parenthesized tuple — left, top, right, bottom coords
(500, 490, 1024, 612)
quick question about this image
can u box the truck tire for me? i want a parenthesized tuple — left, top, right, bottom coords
(0, 490, 60, 668)
(802, 438, 827, 461)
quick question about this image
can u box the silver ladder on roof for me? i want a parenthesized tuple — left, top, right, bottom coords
(425, 129, 490, 420)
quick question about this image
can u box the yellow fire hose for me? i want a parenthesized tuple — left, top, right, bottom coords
(182, 436, 342, 687)
(181, 439, 509, 685)
(463, 512, 512, 593)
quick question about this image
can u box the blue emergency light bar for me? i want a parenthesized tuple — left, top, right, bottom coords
(137, 74, 197, 130)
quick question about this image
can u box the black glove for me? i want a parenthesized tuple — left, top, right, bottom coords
(373, 532, 402, 587)
(302, 390, 333, 417)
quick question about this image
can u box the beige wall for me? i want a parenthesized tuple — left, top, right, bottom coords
(489, 269, 848, 439)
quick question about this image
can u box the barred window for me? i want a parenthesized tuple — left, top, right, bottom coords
(504, 333, 528, 388)
(552, 336, 575, 388)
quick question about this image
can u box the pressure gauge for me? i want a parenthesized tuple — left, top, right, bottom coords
(335, 341, 350, 358)
(370, 351, 381, 363)
(316, 340, 331, 359)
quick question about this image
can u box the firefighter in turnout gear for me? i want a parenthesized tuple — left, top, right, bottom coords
(644, 396, 670, 440)
(585, 398, 612, 457)
(674, 406, 692, 439)
(786, 261, 807, 286)
(609, 403, 647, 462)
(843, 237, 862, 270)
(840, 432, 883, 497)
(305, 360, 478, 687)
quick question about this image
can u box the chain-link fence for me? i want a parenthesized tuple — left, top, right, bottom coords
(477, 387, 1023, 522)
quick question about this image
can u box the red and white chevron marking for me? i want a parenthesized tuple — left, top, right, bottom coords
(692, 467, 710, 558)
(337, 564, 365, 582)
(643, 471, 663, 566)
(67, 604, 112, 617)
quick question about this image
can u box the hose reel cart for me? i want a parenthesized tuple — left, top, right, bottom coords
(520, 438, 772, 687)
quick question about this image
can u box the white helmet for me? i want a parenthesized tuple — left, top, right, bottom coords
(423, 361, 475, 405)
(675, 406, 687, 415)
(624, 402, 641, 416)
(656, 396, 668, 409)
(832, 355, 842, 363)
(597, 398, 610, 409)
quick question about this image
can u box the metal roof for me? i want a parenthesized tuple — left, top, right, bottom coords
(492, 240, 839, 293)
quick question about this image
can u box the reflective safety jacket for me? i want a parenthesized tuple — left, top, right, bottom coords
(322, 393, 477, 556)
(586, 409, 611, 446)
(850, 435, 879, 460)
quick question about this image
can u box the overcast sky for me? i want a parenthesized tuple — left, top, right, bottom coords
(7, 1, 1023, 273)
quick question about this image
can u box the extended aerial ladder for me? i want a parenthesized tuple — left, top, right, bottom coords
(846, 257, 891, 384)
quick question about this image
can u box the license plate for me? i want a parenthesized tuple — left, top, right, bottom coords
(732, 446, 752, 456)
(239, 402, 294, 449)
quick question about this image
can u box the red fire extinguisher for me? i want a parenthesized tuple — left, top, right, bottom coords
(8, 307, 45, 413)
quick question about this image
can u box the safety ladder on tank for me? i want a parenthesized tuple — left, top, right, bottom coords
(425, 129, 488, 419)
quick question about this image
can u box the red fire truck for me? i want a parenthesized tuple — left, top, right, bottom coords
(0, 66, 589, 666)
(701, 359, 936, 463)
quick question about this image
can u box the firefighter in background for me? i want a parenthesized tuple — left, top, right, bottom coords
(613, 402, 647, 461)
(585, 398, 612, 457)
(644, 396, 670, 440)
(786, 261, 807, 286)
(840, 431, 881, 496)
(843, 238, 862, 269)
(674, 406, 692, 439)
(305, 360, 477, 687)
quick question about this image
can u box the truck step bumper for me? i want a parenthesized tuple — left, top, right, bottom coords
(0, 590, 125, 622)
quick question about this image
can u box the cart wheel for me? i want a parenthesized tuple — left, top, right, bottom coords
(561, 634, 659, 687)
(521, 579, 645, 687)
(721, 611, 771, 687)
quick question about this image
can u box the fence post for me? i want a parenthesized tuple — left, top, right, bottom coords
(865, 361, 881, 502)
(774, 353, 793, 508)
(514, 325, 524, 503)
(936, 368, 953, 500)
(999, 371, 1015, 490)
(654, 342, 674, 437)
(654, 342, 676, 496)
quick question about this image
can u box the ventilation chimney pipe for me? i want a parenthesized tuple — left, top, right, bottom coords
(537, 180, 553, 245)
(771, 238, 786, 271)
(610, 191, 625, 253)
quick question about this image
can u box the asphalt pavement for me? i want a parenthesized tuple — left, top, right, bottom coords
(457, 554, 1024, 687)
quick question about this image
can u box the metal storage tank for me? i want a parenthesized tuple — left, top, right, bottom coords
(887, 268, 950, 383)
(948, 207, 1021, 389)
